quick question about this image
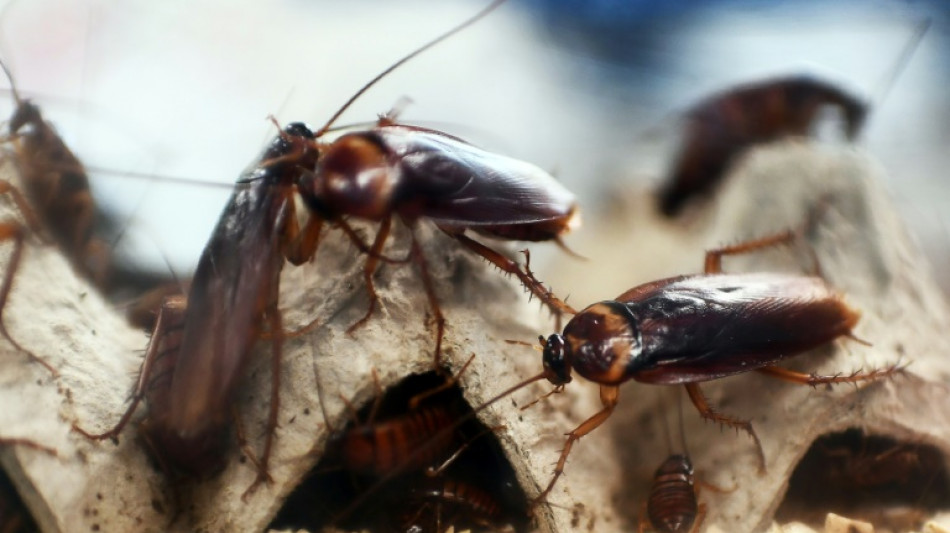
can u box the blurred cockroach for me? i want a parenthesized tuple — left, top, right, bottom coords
(0, 58, 110, 375)
(73, 0, 575, 494)
(779, 428, 950, 521)
(496, 227, 902, 504)
(658, 20, 930, 217)
(657, 75, 867, 216)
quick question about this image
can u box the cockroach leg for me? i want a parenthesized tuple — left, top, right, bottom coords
(533, 385, 619, 506)
(346, 215, 393, 335)
(684, 383, 765, 471)
(244, 303, 285, 496)
(408, 353, 475, 410)
(232, 404, 269, 492)
(0, 221, 55, 376)
(72, 295, 187, 441)
(704, 229, 796, 274)
(407, 227, 447, 369)
(448, 231, 576, 317)
(0, 181, 56, 376)
(425, 422, 507, 479)
(755, 363, 904, 387)
(335, 218, 409, 265)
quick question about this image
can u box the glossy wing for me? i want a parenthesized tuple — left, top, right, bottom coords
(628, 273, 859, 384)
(377, 126, 576, 226)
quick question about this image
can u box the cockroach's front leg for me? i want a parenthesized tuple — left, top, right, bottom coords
(533, 385, 619, 506)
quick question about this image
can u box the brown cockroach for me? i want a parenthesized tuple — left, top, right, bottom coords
(0, 58, 108, 375)
(638, 454, 703, 533)
(657, 76, 867, 216)
(495, 228, 903, 504)
(779, 428, 950, 521)
(398, 476, 509, 533)
(74, 0, 576, 493)
(269, 370, 529, 532)
(73, 123, 321, 481)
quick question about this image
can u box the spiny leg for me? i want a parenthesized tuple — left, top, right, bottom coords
(408, 226, 446, 369)
(347, 215, 392, 335)
(448, 231, 576, 317)
(683, 383, 765, 471)
(73, 295, 188, 441)
(533, 385, 619, 506)
(755, 362, 904, 387)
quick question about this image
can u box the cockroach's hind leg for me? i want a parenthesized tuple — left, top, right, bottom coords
(684, 383, 766, 472)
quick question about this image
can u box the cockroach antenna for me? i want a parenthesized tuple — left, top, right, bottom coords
(314, 0, 506, 137)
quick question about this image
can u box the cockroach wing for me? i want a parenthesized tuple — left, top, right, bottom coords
(377, 126, 577, 228)
(626, 273, 860, 384)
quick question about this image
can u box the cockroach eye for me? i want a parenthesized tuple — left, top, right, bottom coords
(542, 334, 572, 386)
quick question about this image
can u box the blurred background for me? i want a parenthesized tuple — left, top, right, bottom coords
(0, 0, 947, 286)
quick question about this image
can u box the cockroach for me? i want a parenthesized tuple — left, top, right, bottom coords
(779, 428, 950, 522)
(637, 391, 714, 533)
(75, 0, 577, 491)
(0, 58, 108, 375)
(73, 123, 321, 482)
(398, 476, 508, 533)
(657, 76, 867, 216)
(523, 228, 902, 503)
(297, 112, 579, 361)
(269, 370, 530, 532)
(638, 454, 703, 533)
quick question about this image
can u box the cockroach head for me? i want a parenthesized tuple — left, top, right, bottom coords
(541, 334, 572, 386)
(284, 122, 317, 140)
(9, 100, 41, 134)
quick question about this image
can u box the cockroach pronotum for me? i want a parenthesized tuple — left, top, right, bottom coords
(74, 0, 577, 495)
(657, 76, 867, 217)
(511, 228, 903, 503)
